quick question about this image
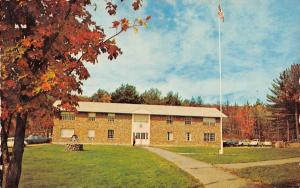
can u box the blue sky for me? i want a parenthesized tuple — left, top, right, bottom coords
(83, 0, 300, 104)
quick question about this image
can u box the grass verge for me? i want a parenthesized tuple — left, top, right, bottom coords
(233, 163, 300, 187)
(20, 144, 202, 188)
(160, 146, 300, 164)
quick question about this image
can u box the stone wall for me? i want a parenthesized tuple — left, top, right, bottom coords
(53, 112, 132, 144)
(150, 115, 220, 146)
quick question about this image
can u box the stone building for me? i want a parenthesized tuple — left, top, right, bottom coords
(53, 102, 226, 146)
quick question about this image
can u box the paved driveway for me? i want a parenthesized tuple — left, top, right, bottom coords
(216, 157, 300, 169)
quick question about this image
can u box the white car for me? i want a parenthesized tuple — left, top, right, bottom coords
(7, 137, 28, 148)
(249, 139, 260, 146)
(262, 140, 272, 147)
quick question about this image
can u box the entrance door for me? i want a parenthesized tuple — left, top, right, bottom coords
(132, 114, 150, 145)
(133, 132, 149, 145)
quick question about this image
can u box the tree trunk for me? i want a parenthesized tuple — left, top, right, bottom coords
(2, 113, 27, 188)
(295, 105, 299, 140)
(286, 119, 290, 142)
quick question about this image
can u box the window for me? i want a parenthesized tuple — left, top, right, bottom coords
(185, 117, 192, 125)
(135, 132, 140, 139)
(108, 129, 114, 139)
(88, 113, 96, 121)
(166, 116, 173, 124)
(61, 112, 75, 121)
(186, 132, 192, 141)
(204, 133, 215, 142)
(167, 132, 173, 141)
(107, 113, 115, 123)
(88, 130, 95, 138)
(203, 117, 216, 126)
(60, 129, 74, 138)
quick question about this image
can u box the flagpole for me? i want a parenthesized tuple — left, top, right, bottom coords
(218, 7, 224, 155)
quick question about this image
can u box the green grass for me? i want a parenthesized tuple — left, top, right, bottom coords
(233, 163, 300, 187)
(20, 145, 202, 188)
(161, 146, 300, 164)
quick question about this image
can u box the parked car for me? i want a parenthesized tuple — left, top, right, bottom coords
(223, 140, 238, 147)
(262, 140, 272, 147)
(25, 135, 51, 144)
(7, 137, 28, 148)
(238, 139, 250, 146)
(249, 139, 261, 146)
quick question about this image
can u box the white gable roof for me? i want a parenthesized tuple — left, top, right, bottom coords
(54, 101, 226, 118)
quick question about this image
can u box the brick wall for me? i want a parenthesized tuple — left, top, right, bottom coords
(53, 112, 221, 147)
(53, 112, 132, 144)
(150, 115, 220, 146)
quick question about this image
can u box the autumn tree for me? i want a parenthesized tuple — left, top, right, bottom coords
(77, 95, 92, 102)
(91, 89, 111, 102)
(0, 0, 150, 187)
(267, 64, 300, 140)
(111, 84, 141, 103)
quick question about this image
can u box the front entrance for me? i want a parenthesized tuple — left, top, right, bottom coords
(133, 132, 149, 145)
(132, 114, 150, 145)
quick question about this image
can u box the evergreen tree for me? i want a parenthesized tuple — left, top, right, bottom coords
(267, 64, 300, 140)
(111, 84, 141, 104)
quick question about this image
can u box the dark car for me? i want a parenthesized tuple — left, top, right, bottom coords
(223, 140, 238, 147)
(25, 135, 51, 144)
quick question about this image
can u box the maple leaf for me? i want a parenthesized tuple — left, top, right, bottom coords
(112, 21, 120, 28)
(6, 80, 17, 88)
(121, 18, 129, 31)
(18, 58, 28, 67)
(41, 82, 51, 91)
(132, 0, 142, 10)
(22, 38, 31, 47)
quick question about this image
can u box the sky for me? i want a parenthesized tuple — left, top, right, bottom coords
(82, 0, 300, 104)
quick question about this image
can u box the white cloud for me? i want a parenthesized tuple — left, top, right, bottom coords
(82, 0, 300, 104)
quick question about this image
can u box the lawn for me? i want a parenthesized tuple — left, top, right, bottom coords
(233, 163, 300, 187)
(160, 146, 300, 164)
(20, 145, 202, 188)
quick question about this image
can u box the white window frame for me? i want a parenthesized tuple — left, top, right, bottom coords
(203, 117, 216, 126)
(167, 132, 173, 141)
(107, 113, 115, 123)
(186, 132, 192, 141)
(185, 117, 192, 125)
(204, 133, 216, 142)
(88, 129, 95, 139)
(61, 112, 75, 121)
(88, 113, 96, 121)
(166, 116, 173, 124)
(108, 129, 114, 139)
(60, 129, 74, 138)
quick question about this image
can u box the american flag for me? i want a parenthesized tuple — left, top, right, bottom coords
(218, 2, 224, 22)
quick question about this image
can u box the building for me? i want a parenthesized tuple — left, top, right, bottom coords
(53, 102, 226, 146)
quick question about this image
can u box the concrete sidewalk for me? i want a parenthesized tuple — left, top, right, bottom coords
(144, 147, 258, 188)
(216, 157, 300, 169)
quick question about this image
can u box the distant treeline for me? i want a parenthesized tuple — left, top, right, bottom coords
(78, 84, 204, 106)
(78, 64, 300, 141)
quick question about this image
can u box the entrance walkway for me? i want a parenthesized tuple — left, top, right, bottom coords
(144, 147, 258, 188)
(216, 157, 300, 169)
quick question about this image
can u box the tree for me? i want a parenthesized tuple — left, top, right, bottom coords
(163, 91, 182, 106)
(267, 64, 300, 140)
(140, 88, 162, 105)
(0, 1, 150, 187)
(111, 84, 141, 103)
(91, 89, 111, 102)
(77, 95, 92, 102)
